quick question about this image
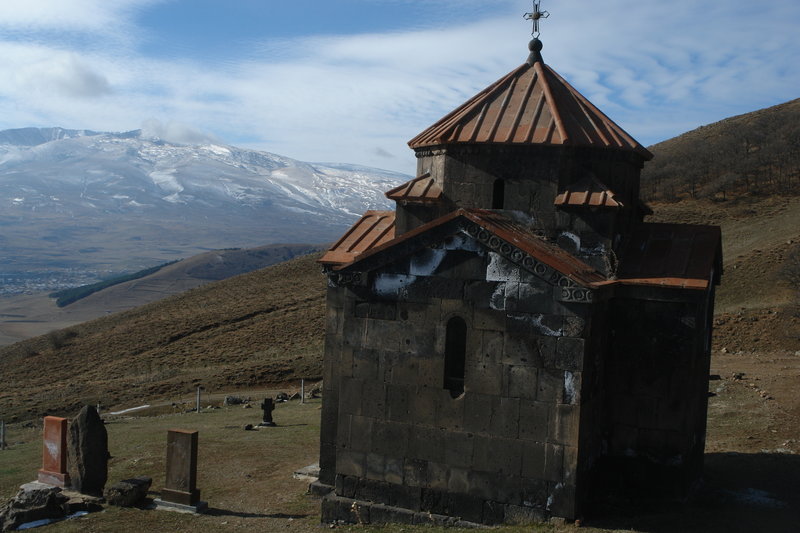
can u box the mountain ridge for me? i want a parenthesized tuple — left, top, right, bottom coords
(0, 127, 408, 291)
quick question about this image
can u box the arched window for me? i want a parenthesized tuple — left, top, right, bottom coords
(492, 179, 505, 209)
(443, 316, 467, 398)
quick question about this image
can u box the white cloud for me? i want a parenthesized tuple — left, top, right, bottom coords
(140, 119, 219, 145)
(0, 0, 797, 173)
(17, 54, 112, 99)
(0, 0, 158, 35)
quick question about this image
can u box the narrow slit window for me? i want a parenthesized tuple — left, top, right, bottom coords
(443, 316, 467, 398)
(492, 179, 505, 209)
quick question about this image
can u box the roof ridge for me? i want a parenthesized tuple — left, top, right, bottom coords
(407, 64, 527, 148)
(535, 62, 569, 145)
(408, 58, 652, 158)
(544, 65, 653, 159)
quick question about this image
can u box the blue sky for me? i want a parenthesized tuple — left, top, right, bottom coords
(0, 0, 798, 174)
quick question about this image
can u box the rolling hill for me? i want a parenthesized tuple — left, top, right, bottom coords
(1, 100, 799, 423)
(0, 252, 327, 422)
(641, 98, 800, 202)
(0, 243, 322, 346)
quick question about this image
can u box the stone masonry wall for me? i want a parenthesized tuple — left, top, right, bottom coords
(320, 234, 595, 523)
(595, 292, 711, 498)
(414, 145, 644, 242)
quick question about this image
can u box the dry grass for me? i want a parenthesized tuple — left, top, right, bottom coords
(0, 253, 327, 423)
(0, 190, 798, 531)
(1, 359, 799, 533)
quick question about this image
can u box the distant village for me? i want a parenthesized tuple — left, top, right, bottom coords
(0, 271, 102, 296)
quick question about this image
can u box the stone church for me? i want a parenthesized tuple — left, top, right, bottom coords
(314, 28, 722, 525)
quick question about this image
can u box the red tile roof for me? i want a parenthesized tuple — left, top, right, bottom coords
(385, 173, 443, 203)
(605, 223, 722, 290)
(555, 178, 624, 208)
(318, 211, 395, 266)
(408, 58, 653, 160)
(321, 208, 605, 286)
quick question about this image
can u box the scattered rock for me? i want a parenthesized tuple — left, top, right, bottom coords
(720, 347, 728, 353)
(68, 405, 109, 496)
(0, 483, 69, 532)
(275, 392, 289, 403)
(65, 493, 104, 514)
(244, 424, 254, 431)
(243, 404, 252, 409)
(104, 477, 152, 507)
(224, 396, 245, 406)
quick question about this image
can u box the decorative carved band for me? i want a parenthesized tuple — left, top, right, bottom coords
(327, 218, 595, 303)
(461, 222, 588, 295)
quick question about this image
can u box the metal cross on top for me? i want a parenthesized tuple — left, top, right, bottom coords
(524, 0, 550, 38)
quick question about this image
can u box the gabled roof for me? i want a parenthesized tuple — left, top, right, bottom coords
(408, 48, 653, 160)
(320, 209, 722, 293)
(318, 210, 395, 266)
(321, 208, 605, 288)
(607, 223, 723, 290)
(385, 173, 443, 203)
(555, 177, 624, 208)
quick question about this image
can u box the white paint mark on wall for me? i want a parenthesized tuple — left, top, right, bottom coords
(546, 483, 564, 510)
(450, 233, 485, 252)
(410, 248, 446, 276)
(559, 232, 580, 250)
(580, 243, 606, 256)
(490, 284, 506, 311)
(487, 252, 520, 282)
(374, 274, 416, 297)
(509, 313, 564, 337)
(564, 371, 577, 404)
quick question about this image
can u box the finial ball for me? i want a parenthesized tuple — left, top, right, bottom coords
(529, 38, 543, 52)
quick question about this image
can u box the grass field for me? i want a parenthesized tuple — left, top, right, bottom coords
(2, 355, 799, 533)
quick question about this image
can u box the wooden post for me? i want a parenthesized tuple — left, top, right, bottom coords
(196, 386, 201, 413)
(300, 379, 305, 404)
(1, 420, 5, 450)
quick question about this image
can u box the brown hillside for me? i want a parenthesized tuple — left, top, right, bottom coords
(0, 252, 327, 422)
(642, 98, 800, 202)
(0, 244, 321, 346)
(2, 196, 797, 424)
(65, 243, 323, 314)
(2, 102, 800, 424)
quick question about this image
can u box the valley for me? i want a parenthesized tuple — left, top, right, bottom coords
(0, 244, 322, 346)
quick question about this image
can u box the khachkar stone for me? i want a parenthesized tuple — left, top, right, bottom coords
(67, 405, 108, 495)
(155, 429, 207, 513)
(259, 398, 275, 427)
(37, 416, 70, 487)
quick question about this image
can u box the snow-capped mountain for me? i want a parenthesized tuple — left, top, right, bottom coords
(0, 127, 409, 291)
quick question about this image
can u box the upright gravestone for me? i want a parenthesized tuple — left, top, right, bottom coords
(67, 405, 108, 495)
(37, 417, 70, 487)
(259, 398, 275, 427)
(155, 429, 206, 512)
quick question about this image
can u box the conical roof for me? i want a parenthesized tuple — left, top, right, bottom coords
(408, 40, 653, 160)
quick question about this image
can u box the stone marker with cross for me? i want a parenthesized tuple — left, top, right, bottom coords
(259, 398, 276, 427)
(155, 429, 207, 513)
(37, 416, 70, 487)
